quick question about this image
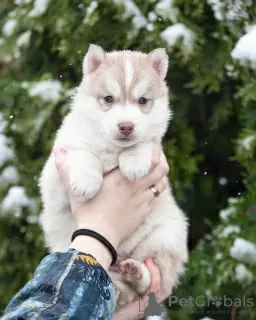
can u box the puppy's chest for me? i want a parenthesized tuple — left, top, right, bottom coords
(99, 150, 119, 173)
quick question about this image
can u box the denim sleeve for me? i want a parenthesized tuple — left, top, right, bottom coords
(3, 248, 116, 320)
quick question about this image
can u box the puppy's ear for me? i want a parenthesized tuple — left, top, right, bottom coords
(148, 48, 168, 79)
(83, 44, 105, 74)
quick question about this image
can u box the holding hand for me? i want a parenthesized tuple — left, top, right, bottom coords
(53, 144, 169, 250)
(53, 144, 169, 320)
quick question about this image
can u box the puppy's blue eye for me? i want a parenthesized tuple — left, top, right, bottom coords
(104, 96, 113, 103)
(139, 97, 147, 105)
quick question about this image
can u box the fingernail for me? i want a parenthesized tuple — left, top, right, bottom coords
(52, 147, 58, 160)
(145, 258, 152, 265)
(53, 146, 66, 157)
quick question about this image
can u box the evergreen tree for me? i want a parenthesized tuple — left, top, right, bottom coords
(0, 0, 255, 317)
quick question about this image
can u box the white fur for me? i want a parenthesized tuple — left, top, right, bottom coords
(125, 59, 133, 91)
(133, 81, 149, 98)
(39, 46, 188, 307)
(105, 79, 121, 97)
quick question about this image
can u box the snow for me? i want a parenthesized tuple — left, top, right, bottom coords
(146, 23, 154, 32)
(207, 266, 213, 275)
(14, 0, 32, 4)
(204, 234, 212, 241)
(26, 215, 39, 224)
(218, 177, 227, 185)
(28, 0, 49, 17)
(113, 0, 141, 18)
(132, 16, 147, 29)
(2, 55, 13, 63)
(228, 197, 239, 205)
(235, 264, 253, 284)
(207, 0, 252, 21)
(148, 11, 157, 22)
(28, 80, 63, 102)
(207, 0, 224, 20)
(230, 238, 256, 266)
(0, 113, 6, 132)
(225, 64, 238, 77)
(146, 316, 165, 320)
(86, 1, 98, 15)
(1, 186, 37, 217)
(0, 166, 19, 184)
(17, 31, 31, 47)
(0, 134, 14, 167)
(161, 23, 194, 51)
(219, 206, 236, 220)
(21, 81, 29, 89)
(83, 1, 98, 24)
(226, 0, 252, 21)
(215, 252, 223, 260)
(2, 19, 17, 37)
(205, 289, 212, 297)
(14, 50, 21, 59)
(238, 135, 255, 150)
(113, 0, 147, 29)
(155, 0, 178, 22)
(231, 25, 256, 69)
(219, 225, 240, 238)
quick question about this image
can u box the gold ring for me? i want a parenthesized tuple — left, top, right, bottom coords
(150, 185, 160, 197)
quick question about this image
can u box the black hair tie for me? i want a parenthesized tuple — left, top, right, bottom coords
(71, 229, 117, 266)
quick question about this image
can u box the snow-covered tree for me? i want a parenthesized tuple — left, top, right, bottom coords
(0, 0, 255, 317)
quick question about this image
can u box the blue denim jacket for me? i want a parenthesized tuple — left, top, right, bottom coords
(3, 249, 116, 319)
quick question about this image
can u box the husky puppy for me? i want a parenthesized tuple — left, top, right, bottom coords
(39, 45, 188, 306)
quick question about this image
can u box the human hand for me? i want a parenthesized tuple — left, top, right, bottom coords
(113, 258, 166, 320)
(53, 144, 169, 250)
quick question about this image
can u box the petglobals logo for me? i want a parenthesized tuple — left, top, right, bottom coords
(169, 295, 254, 308)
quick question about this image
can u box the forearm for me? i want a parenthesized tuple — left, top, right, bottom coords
(3, 249, 116, 320)
(70, 235, 112, 270)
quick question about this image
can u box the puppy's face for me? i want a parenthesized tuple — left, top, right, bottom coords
(77, 45, 170, 147)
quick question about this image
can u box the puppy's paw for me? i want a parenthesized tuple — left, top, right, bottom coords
(69, 171, 102, 201)
(119, 151, 152, 181)
(120, 259, 142, 282)
(119, 259, 151, 294)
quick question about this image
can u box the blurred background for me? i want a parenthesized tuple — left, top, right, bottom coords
(0, 0, 255, 319)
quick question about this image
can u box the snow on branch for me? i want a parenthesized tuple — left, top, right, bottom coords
(231, 25, 256, 69)
(161, 23, 195, 52)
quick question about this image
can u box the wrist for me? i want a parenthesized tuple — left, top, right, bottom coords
(70, 235, 112, 270)
(77, 222, 120, 249)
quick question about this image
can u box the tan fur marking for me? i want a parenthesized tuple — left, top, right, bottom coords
(86, 50, 168, 108)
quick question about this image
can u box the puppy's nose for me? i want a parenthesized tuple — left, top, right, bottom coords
(118, 122, 134, 136)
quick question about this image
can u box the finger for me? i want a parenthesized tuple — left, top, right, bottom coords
(150, 143, 161, 170)
(137, 259, 161, 306)
(159, 149, 167, 165)
(146, 176, 168, 201)
(144, 258, 161, 296)
(53, 147, 70, 189)
(53, 146, 66, 168)
(139, 159, 169, 190)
